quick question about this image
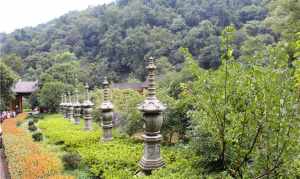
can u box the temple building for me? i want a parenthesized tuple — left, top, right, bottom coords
(11, 80, 39, 113)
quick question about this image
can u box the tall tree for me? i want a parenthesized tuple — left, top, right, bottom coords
(0, 62, 17, 111)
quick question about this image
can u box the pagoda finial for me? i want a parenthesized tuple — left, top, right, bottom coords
(103, 77, 109, 102)
(85, 83, 90, 101)
(147, 57, 157, 99)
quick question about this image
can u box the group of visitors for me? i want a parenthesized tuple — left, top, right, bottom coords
(0, 111, 16, 123)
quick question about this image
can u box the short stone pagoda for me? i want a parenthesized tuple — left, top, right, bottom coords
(100, 77, 114, 141)
(82, 83, 94, 130)
(67, 92, 75, 122)
(138, 57, 166, 174)
(73, 89, 81, 125)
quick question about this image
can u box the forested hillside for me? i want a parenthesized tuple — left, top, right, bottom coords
(0, 0, 271, 86)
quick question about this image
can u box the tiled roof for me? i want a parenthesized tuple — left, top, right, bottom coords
(12, 80, 38, 94)
(111, 81, 148, 90)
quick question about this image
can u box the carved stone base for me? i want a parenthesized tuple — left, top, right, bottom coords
(139, 134, 164, 171)
(102, 123, 113, 141)
(84, 119, 92, 130)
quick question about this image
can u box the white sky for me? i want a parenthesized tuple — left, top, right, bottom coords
(0, 0, 114, 33)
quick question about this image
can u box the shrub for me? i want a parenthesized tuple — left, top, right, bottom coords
(33, 118, 39, 123)
(32, 132, 43, 141)
(28, 124, 37, 132)
(28, 120, 34, 126)
(62, 153, 81, 170)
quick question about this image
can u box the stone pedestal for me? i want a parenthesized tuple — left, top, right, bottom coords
(139, 134, 164, 171)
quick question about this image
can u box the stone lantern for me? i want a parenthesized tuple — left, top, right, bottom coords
(100, 77, 114, 141)
(67, 92, 75, 122)
(82, 83, 94, 130)
(73, 89, 81, 125)
(138, 57, 166, 174)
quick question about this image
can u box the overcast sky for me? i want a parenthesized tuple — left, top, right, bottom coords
(0, 0, 114, 33)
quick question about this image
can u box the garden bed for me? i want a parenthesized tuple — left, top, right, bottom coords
(38, 114, 200, 178)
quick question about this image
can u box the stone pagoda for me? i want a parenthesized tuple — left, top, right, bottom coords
(138, 57, 166, 174)
(100, 77, 114, 141)
(82, 83, 94, 130)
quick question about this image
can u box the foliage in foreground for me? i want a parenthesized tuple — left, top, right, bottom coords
(39, 114, 200, 178)
(0, 62, 17, 111)
(2, 114, 68, 179)
(176, 30, 300, 177)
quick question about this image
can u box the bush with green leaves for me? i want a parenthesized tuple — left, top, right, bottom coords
(62, 153, 81, 170)
(38, 81, 65, 112)
(28, 125, 37, 132)
(28, 120, 34, 126)
(32, 132, 43, 141)
(176, 27, 300, 178)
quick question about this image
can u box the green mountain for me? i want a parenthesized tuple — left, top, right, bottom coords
(0, 0, 271, 87)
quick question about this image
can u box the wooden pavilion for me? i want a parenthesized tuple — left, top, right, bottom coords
(11, 80, 38, 113)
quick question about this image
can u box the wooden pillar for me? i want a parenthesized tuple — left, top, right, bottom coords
(19, 95, 23, 113)
(15, 95, 23, 113)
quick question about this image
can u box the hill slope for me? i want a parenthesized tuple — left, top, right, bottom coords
(0, 0, 270, 86)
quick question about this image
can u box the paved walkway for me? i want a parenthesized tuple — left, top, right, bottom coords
(0, 149, 8, 179)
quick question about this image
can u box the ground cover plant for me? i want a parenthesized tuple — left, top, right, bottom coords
(1, 114, 72, 179)
(38, 114, 200, 178)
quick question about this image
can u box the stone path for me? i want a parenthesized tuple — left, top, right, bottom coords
(0, 149, 8, 179)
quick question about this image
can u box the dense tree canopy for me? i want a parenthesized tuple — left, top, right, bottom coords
(0, 0, 272, 87)
(0, 62, 17, 110)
